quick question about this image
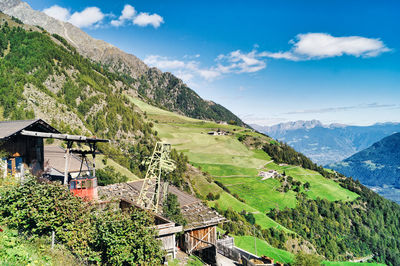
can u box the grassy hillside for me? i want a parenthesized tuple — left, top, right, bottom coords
(131, 96, 358, 211)
(128, 97, 397, 264)
(234, 235, 294, 263)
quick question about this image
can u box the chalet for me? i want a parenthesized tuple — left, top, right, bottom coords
(98, 180, 226, 261)
(0, 119, 59, 178)
(258, 170, 280, 180)
(207, 129, 228, 136)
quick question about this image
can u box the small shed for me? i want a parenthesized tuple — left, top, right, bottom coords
(0, 119, 59, 177)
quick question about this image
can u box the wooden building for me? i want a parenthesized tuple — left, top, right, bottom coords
(0, 119, 59, 177)
(119, 198, 183, 260)
(98, 180, 226, 260)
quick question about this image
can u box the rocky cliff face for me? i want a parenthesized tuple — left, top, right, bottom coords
(0, 0, 245, 125)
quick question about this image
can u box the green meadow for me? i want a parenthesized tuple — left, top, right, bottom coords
(129, 96, 380, 265)
(234, 235, 294, 263)
(130, 96, 358, 219)
(323, 262, 386, 266)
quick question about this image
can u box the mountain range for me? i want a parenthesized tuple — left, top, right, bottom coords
(0, 0, 245, 126)
(328, 132, 400, 203)
(252, 120, 400, 165)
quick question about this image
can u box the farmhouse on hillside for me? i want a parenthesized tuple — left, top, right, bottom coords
(0, 119, 105, 182)
(207, 129, 228, 136)
(258, 170, 281, 180)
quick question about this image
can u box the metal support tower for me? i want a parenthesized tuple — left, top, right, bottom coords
(137, 142, 176, 213)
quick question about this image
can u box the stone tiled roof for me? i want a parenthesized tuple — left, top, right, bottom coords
(98, 180, 226, 230)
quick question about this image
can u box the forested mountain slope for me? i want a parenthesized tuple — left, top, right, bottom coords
(329, 132, 400, 203)
(0, 0, 245, 126)
(0, 13, 162, 179)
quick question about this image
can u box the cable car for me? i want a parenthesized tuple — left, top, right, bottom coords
(69, 176, 98, 201)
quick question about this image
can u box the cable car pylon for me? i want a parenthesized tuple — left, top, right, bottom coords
(137, 142, 176, 213)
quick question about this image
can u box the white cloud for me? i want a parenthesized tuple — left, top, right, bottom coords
(263, 33, 390, 61)
(144, 55, 185, 69)
(216, 50, 267, 73)
(111, 4, 136, 27)
(198, 69, 221, 80)
(43, 5, 70, 22)
(133, 12, 164, 28)
(43, 5, 104, 28)
(283, 103, 397, 115)
(144, 49, 268, 83)
(43, 4, 163, 29)
(68, 7, 105, 28)
(144, 55, 221, 82)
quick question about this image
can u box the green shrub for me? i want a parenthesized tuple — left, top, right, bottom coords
(0, 177, 164, 264)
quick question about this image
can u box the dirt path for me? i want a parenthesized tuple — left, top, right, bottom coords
(214, 175, 250, 178)
(258, 160, 274, 169)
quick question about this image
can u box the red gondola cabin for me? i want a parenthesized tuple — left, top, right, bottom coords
(69, 176, 98, 201)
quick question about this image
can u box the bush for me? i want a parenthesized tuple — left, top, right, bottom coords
(0, 177, 164, 264)
(293, 252, 321, 266)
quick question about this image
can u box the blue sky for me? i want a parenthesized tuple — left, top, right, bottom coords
(27, 0, 400, 126)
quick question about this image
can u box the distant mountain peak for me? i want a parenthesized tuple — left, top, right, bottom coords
(251, 120, 324, 133)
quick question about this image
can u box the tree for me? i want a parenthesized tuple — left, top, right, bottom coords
(293, 252, 322, 266)
(96, 166, 128, 186)
(163, 193, 187, 225)
(95, 208, 164, 265)
(244, 212, 255, 225)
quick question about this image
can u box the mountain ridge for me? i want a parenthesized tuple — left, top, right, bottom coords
(252, 120, 400, 165)
(0, 0, 245, 126)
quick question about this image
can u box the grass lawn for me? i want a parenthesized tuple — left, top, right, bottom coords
(216, 176, 298, 212)
(234, 235, 294, 263)
(209, 192, 293, 233)
(0, 226, 78, 265)
(323, 262, 386, 266)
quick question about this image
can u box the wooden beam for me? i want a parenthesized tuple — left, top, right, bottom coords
(64, 141, 72, 185)
(20, 130, 108, 143)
